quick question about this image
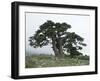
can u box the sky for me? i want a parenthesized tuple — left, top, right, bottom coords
(25, 12, 90, 55)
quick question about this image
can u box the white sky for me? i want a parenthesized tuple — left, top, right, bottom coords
(25, 12, 90, 55)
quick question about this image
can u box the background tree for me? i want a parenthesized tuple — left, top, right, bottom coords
(29, 20, 86, 58)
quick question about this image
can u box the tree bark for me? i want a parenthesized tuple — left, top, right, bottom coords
(57, 38, 64, 58)
(51, 37, 60, 57)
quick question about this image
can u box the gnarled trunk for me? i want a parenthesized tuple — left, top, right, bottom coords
(59, 39, 64, 57)
(57, 38, 64, 58)
(52, 37, 60, 57)
(52, 37, 64, 58)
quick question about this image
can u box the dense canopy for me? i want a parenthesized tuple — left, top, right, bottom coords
(29, 20, 86, 58)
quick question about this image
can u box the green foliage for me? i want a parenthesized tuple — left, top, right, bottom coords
(29, 20, 71, 47)
(29, 20, 87, 57)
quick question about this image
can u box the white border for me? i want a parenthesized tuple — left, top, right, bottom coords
(19, 5, 95, 76)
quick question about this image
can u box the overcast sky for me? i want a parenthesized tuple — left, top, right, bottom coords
(25, 12, 90, 55)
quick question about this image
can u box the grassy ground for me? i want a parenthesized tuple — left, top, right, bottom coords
(25, 54, 89, 68)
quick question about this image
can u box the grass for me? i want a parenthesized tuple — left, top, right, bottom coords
(25, 54, 89, 68)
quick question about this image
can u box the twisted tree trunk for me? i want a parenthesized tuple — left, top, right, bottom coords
(52, 37, 60, 57)
(52, 37, 64, 58)
(57, 38, 64, 57)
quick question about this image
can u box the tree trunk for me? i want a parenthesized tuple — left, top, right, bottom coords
(57, 38, 64, 58)
(51, 37, 60, 57)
